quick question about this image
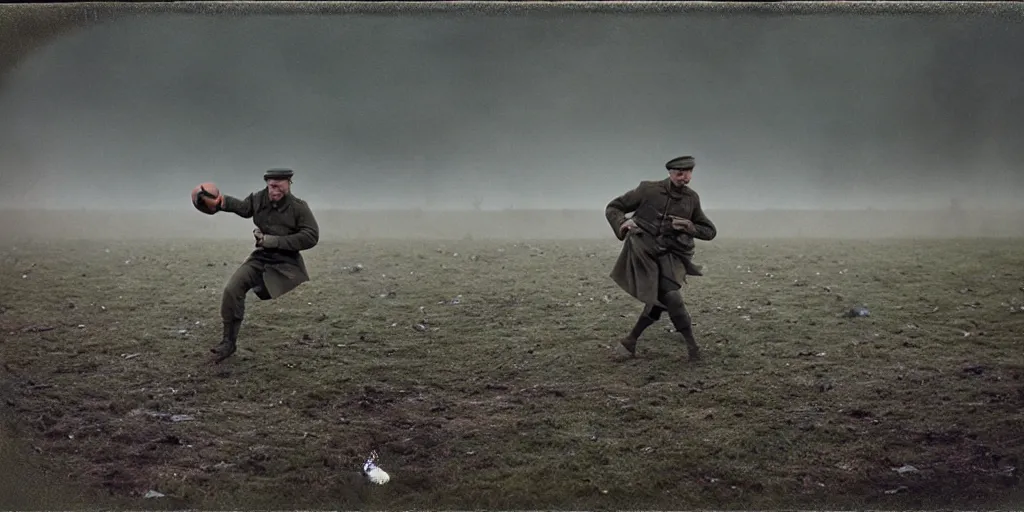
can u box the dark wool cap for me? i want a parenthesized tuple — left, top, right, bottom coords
(665, 156, 695, 171)
(264, 168, 295, 181)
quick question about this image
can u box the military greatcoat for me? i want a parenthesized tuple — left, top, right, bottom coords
(605, 178, 717, 307)
(220, 188, 320, 299)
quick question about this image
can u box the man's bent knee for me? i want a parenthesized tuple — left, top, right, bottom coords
(221, 264, 262, 321)
(659, 290, 686, 311)
(221, 285, 247, 322)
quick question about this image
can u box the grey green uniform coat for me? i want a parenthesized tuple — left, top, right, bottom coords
(220, 189, 320, 299)
(605, 178, 717, 307)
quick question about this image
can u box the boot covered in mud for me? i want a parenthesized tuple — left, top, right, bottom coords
(619, 313, 659, 356)
(670, 314, 701, 361)
(682, 330, 701, 361)
(618, 334, 638, 356)
(211, 320, 241, 363)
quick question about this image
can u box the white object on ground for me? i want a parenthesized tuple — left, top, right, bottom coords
(362, 450, 390, 485)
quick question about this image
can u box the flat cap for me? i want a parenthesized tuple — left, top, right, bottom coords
(665, 156, 695, 171)
(263, 168, 294, 181)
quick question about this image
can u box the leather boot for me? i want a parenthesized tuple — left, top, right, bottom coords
(670, 314, 701, 361)
(211, 320, 241, 363)
(619, 314, 657, 356)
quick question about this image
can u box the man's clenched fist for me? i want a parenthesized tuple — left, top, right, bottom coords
(670, 215, 696, 235)
(253, 228, 265, 247)
(619, 218, 638, 235)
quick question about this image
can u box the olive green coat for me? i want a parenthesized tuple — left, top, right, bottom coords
(220, 189, 320, 298)
(605, 178, 717, 306)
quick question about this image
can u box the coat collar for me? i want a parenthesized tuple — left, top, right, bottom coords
(660, 178, 689, 198)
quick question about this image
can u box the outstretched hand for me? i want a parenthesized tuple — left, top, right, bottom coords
(194, 187, 224, 213)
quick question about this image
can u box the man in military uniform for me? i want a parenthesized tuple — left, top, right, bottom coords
(605, 155, 717, 360)
(204, 168, 320, 363)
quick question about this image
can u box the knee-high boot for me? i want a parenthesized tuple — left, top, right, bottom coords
(619, 306, 663, 355)
(211, 319, 241, 363)
(668, 312, 700, 361)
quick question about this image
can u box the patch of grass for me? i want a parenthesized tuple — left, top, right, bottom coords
(1, 237, 1023, 509)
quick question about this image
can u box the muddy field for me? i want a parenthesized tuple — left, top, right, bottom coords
(2, 236, 1023, 510)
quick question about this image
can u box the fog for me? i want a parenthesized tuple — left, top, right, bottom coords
(1, 7, 1023, 212)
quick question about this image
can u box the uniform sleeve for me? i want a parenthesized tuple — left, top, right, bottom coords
(690, 194, 717, 241)
(261, 201, 320, 251)
(605, 184, 644, 241)
(220, 193, 256, 219)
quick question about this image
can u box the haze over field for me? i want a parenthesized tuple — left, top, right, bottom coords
(1, 7, 1023, 212)
(3, 6, 1024, 510)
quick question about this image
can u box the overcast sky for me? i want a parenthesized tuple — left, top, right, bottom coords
(2, 7, 1022, 210)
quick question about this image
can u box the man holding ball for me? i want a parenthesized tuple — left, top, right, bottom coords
(196, 169, 320, 363)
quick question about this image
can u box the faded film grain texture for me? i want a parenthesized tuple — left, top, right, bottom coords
(2, 2, 1024, 510)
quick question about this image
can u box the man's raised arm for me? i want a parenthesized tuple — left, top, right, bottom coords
(218, 193, 256, 219)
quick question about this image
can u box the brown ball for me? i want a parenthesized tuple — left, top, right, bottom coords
(191, 182, 221, 215)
